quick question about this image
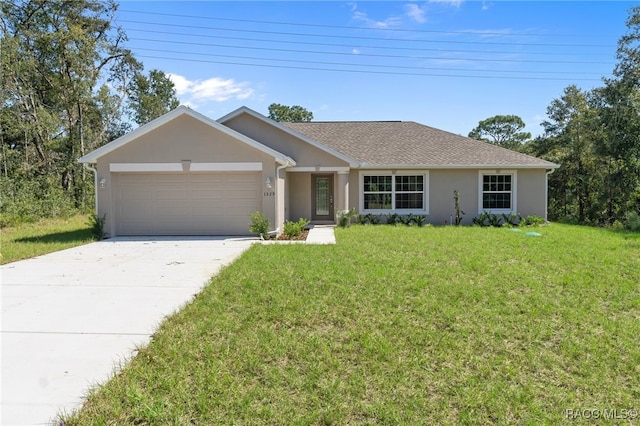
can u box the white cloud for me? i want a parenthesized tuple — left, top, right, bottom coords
(167, 73, 254, 103)
(351, 4, 402, 29)
(429, 0, 463, 7)
(168, 74, 192, 96)
(405, 4, 427, 23)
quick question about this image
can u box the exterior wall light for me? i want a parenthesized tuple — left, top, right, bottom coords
(265, 177, 273, 189)
(99, 178, 106, 189)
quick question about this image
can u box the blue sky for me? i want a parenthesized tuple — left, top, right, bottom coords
(116, 1, 634, 137)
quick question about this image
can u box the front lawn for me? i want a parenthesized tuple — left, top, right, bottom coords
(61, 224, 640, 425)
(1, 214, 94, 264)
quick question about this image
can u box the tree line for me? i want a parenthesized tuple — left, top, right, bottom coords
(2, 0, 640, 228)
(469, 7, 640, 226)
(1, 0, 179, 225)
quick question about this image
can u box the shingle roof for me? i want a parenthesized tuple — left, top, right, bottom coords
(283, 121, 558, 168)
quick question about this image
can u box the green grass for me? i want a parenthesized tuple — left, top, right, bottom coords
(60, 224, 640, 425)
(1, 214, 94, 264)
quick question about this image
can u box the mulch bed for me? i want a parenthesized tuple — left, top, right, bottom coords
(275, 230, 309, 241)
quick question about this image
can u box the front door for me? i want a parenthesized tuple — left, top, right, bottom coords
(312, 174, 334, 221)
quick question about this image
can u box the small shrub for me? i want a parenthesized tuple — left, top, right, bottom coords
(87, 214, 106, 240)
(611, 220, 625, 231)
(400, 213, 415, 226)
(249, 211, 270, 239)
(358, 213, 382, 225)
(625, 211, 640, 231)
(472, 211, 503, 227)
(501, 212, 522, 227)
(366, 214, 381, 225)
(412, 215, 427, 227)
(523, 215, 545, 227)
(337, 208, 358, 228)
(282, 218, 310, 238)
(386, 213, 401, 225)
(472, 213, 487, 226)
(487, 213, 503, 227)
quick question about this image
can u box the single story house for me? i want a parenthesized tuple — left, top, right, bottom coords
(78, 105, 559, 237)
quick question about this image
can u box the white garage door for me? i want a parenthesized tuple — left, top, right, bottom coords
(114, 173, 261, 236)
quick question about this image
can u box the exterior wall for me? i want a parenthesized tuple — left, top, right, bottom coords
(223, 114, 350, 168)
(514, 169, 548, 219)
(348, 168, 550, 225)
(429, 169, 479, 225)
(288, 172, 312, 221)
(95, 114, 277, 237)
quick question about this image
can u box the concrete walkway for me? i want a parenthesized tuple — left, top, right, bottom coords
(1, 237, 254, 426)
(305, 225, 337, 244)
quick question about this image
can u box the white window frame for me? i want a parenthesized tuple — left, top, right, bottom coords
(359, 171, 429, 215)
(478, 170, 517, 214)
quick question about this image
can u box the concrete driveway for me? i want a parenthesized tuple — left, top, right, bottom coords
(1, 236, 255, 426)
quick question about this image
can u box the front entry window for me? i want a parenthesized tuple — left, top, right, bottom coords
(312, 175, 334, 220)
(315, 177, 330, 216)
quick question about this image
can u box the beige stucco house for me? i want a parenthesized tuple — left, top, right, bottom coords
(78, 105, 559, 237)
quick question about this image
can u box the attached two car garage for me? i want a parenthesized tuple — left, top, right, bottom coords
(113, 172, 261, 236)
(79, 107, 294, 238)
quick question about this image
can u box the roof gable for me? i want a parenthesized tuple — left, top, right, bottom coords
(78, 106, 294, 166)
(217, 107, 360, 167)
(283, 121, 559, 169)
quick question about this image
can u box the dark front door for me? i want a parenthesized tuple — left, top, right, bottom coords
(312, 175, 334, 221)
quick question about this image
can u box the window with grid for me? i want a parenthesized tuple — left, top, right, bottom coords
(363, 174, 425, 211)
(482, 174, 512, 209)
(363, 175, 392, 209)
(395, 175, 424, 209)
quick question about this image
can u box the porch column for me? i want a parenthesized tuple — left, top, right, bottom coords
(337, 171, 350, 212)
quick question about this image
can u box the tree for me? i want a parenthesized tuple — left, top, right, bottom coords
(530, 86, 603, 223)
(1, 0, 141, 212)
(267, 103, 313, 122)
(468, 115, 531, 151)
(127, 69, 180, 125)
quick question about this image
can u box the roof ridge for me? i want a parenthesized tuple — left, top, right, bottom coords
(287, 120, 403, 123)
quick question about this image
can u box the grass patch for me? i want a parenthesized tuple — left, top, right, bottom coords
(60, 224, 640, 425)
(1, 214, 94, 264)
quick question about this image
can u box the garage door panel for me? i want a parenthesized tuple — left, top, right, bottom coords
(191, 189, 224, 199)
(120, 221, 153, 235)
(191, 174, 224, 184)
(156, 190, 188, 201)
(115, 172, 260, 236)
(156, 205, 189, 217)
(120, 188, 153, 201)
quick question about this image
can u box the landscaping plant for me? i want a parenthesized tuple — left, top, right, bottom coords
(249, 211, 270, 239)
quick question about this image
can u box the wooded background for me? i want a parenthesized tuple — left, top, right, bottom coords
(2, 0, 639, 228)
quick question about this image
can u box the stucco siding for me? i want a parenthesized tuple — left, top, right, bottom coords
(223, 115, 350, 168)
(429, 169, 479, 225)
(288, 173, 312, 221)
(515, 169, 548, 219)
